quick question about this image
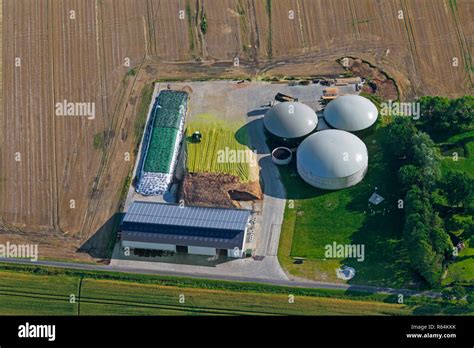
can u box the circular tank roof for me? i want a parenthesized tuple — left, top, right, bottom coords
(323, 95, 378, 131)
(264, 102, 318, 139)
(297, 129, 368, 178)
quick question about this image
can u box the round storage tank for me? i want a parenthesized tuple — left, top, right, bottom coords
(264, 102, 318, 144)
(297, 129, 368, 190)
(323, 95, 378, 132)
(271, 147, 292, 165)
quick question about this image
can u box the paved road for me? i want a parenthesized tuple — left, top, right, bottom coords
(246, 113, 288, 280)
(0, 257, 440, 298)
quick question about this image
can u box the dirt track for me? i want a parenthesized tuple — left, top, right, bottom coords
(1, 0, 472, 261)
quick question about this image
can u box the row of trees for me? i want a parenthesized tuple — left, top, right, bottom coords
(387, 118, 442, 191)
(386, 118, 453, 286)
(403, 187, 453, 286)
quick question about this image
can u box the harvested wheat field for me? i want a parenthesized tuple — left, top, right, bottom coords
(0, 0, 472, 261)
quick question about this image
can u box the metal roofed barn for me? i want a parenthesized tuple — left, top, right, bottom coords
(296, 129, 368, 190)
(323, 95, 378, 131)
(121, 201, 252, 258)
(264, 101, 318, 145)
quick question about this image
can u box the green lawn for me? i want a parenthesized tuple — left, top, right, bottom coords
(134, 83, 154, 141)
(278, 126, 418, 288)
(444, 243, 474, 285)
(440, 130, 474, 178)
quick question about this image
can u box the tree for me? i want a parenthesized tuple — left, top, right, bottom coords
(418, 96, 451, 134)
(411, 132, 438, 166)
(404, 185, 432, 217)
(465, 222, 474, 240)
(450, 284, 467, 300)
(398, 165, 424, 190)
(385, 117, 417, 158)
(430, 214, 454, 257)
(441, 170, 474, 207)
(408, 238, 443, 287)
(466, 292, 474, 305)
(410, 132, 441, 189)
(418, 96, 474, 137)
(449, 96, 474, 131)
(445, 214, 474, 236)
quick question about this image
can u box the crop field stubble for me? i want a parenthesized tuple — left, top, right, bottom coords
(0, 0, 472, 261)
(0, 0, 150, 259)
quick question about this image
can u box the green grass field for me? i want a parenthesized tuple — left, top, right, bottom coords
(0, 267, 416, 316)
(134, 84, 154, 140)
(1, 264, 473, 315)
(0, 271, 79, 315)
(444, 247, 474, 285)
(79, 278, 410, 316)
(278, 125, 417, 288)
(440, 130, 474, 178)
(185, 113, 254, 182)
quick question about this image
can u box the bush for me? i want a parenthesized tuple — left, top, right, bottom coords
(441, 170, 474, 208)
(93, 132, 105, 150)
(200, 13, 208, 34)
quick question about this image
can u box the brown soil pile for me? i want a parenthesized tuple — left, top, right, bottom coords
(180, 173, 262, 208)
(344, 58, 399, 100)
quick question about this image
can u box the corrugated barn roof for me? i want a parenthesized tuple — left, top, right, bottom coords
(124, 201, 251, 231)
(121, 202, 252, 249)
